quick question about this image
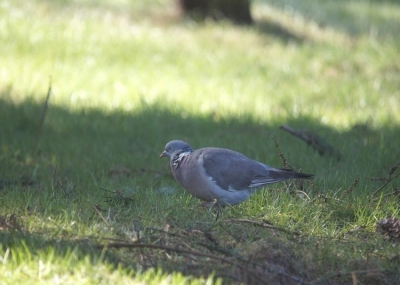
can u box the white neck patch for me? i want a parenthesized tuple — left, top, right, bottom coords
(172, 151, 191, 167)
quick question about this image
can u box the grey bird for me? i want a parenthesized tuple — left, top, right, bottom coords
(160, 140, 313, 206)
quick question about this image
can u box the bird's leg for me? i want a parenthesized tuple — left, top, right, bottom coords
(197, 198, 218, 209)
(215, 203, 223, 221)
(209, 198, 218, 211)
(197, 198, 222, 219)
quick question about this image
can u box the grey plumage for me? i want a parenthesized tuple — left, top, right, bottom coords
(160, 140, 313, 206)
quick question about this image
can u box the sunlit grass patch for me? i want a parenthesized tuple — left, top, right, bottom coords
(0, 0, 400, 284)
(1, 0, 399, 126)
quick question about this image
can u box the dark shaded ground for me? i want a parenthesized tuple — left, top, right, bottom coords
(1, 92, 400, 284)
(1, 90, 399, 189)
(1, 90, 399, 205)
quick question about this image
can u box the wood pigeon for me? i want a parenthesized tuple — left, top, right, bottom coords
(160, 140, 313, 206)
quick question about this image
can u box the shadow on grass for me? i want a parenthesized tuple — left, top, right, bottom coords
(0, 230, 123, 266)
(1, 94, 400, 283)
(32, 0, 399, 46)
(176, 0, 400, 42)
(1, 93, 399, 195)
(258, 0, 400, 39)
(0, 92, 399, 226)
(255, 19, 307, 43)
(0, 220, 309, 284)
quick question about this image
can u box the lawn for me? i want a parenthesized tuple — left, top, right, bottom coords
(0, 0, 399, 284)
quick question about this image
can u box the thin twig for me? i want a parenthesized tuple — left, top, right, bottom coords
(296, 190, 311, 200)
(266, 132, 288, 169)
(224, 218, 300, 236)
(371, 188, 400, 202)
(94, 205, 113, 228)
(342, 174, 360, 197)
(371, 172, 400, 198)
(144, 227, 184, 238)
(35, 81, 52, 153)
(311, 269, 386, 284)
(37, 79, 51, 138)
(389, 163, 400, 176)
(50, 164, 63, 201)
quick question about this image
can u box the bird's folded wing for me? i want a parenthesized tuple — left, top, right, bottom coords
(200, 148, 272, 192)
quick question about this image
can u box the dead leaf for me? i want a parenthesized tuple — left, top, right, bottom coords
(376, 217, 400, 239)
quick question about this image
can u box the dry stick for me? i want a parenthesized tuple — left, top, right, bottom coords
(311, 269, 386, 284)
(101, 188, 135, 204)
(389, 162, 400, 176)
(351, 272, 358, 285)
(280, 125, 311, 143)
(81, 236, 133, 244)
(371, 188, 400, 202)
(196, 241, 246, 261)
(296, 189, 311, 200)
(144, 227, 184, 238)
(342, 174, 360, 197)
(280, 124, 340, 159)
(217, 221, 245, 243)
(266, 132, 288, 169)
(94, 205, 113, 228)
(308, 179, 316, 189)
(95, 242, 309, 284)
(226, 218, 301, 236)
(370, 172, 400, 198)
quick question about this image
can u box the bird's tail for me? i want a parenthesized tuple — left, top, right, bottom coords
(250, 168, 314, 188)
(273, 168, 314, 180)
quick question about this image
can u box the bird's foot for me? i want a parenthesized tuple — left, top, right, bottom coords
(197, 198, 218, 209)
(197, 199, 222, 220)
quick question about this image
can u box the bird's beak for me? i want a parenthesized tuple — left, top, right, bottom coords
(159, 151, 167, 158)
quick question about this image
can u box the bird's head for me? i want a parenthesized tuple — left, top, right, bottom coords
(160, 140, 193, 160)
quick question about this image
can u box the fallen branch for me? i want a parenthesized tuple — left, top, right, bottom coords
(280, 125, 340, 159)
(225, 218, 301, 236)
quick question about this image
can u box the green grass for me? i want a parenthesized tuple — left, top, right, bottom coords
(1, 0, 400, 284)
